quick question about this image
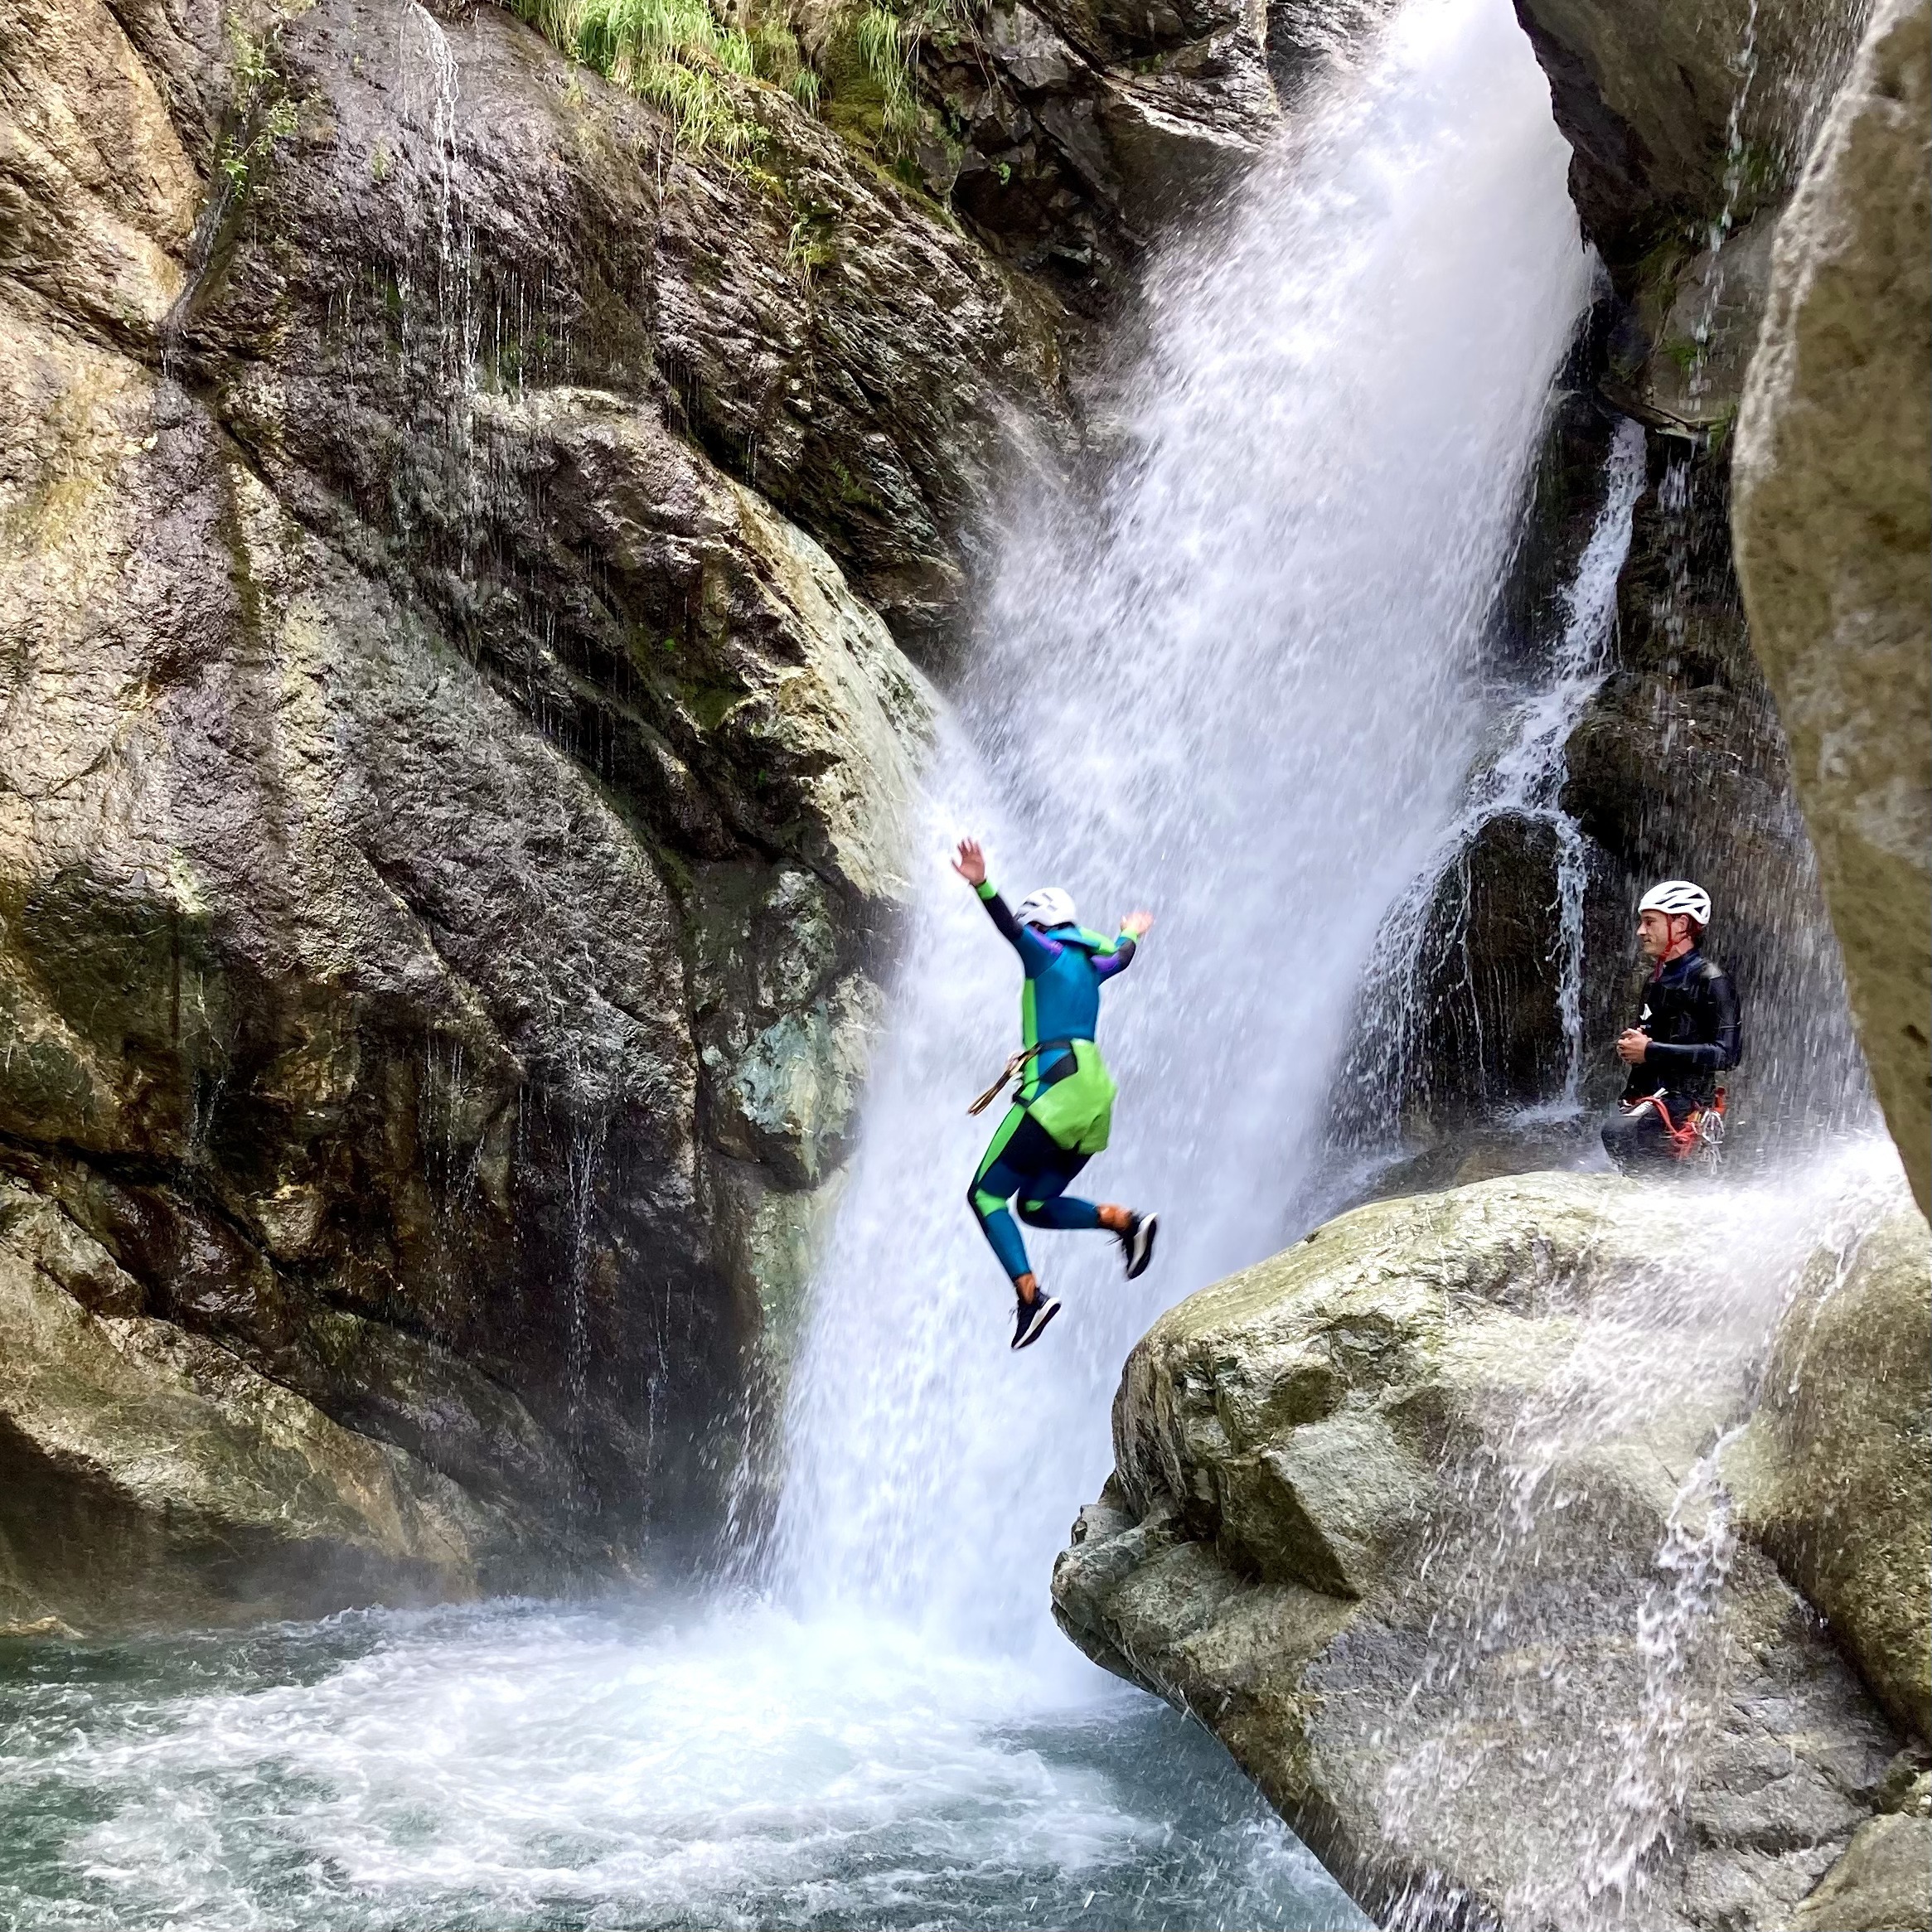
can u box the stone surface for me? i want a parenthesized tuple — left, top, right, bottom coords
(0, 0, 1053, 1619)
(919, 0, 1281, 290)
(0, 1177, 530, 1631)
(1511, 0, 1857, 279)
(1558, 425, 1873, 1152)
(1730, 1204, 1932, 1740)
(1791, 1813, 1932, 1931)
(1731, 0, 1932, 1215)
(1055, 1171, 1913, 1930)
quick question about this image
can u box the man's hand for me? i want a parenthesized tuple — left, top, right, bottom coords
(1616, 1028, 1650, 1065)
(951, 838, 987, 888)
(1121, 910, 1154, 939)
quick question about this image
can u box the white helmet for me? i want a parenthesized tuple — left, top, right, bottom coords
(1638, 879, 1712, 927)
(1014, 886, 1077, 930)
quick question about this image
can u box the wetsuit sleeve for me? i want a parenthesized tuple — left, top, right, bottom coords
(1645, 970, 1741, 1074)
(1092, 935, 1137, 981)
(976, 881, 1058, 974)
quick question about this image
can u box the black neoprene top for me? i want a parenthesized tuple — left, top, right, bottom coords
(1622, 947, 1741, 1110)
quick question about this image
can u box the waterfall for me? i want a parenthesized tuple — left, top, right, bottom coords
(777, 0, 1594, 1636)
(1334, 413, 1647, 1150)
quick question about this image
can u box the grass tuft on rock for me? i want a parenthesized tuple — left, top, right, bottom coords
(512, 0, 965, 164)
(514, 0, 769, 152)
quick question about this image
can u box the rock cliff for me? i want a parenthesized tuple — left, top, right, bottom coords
(1731, 0, 1932, 1214)
(1055, 1169, 1932, 1931)
(1, 0, 1292, 1624)
(1386, 0, 1922, 1184)
(0, 0, 1076, 1626)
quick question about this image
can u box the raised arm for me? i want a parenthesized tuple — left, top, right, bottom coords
(1094, 908, 1154, 980)
(954, 838, 1057, 971)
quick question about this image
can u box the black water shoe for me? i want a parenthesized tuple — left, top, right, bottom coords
(1011, 1290, 1062, 1350)
(1120, 1211, 1159, 1281)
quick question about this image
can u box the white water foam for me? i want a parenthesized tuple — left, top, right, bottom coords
(0, 1601, 1353, 1931)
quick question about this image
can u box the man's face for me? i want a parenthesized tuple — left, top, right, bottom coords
(1638, 909, 1674, 960)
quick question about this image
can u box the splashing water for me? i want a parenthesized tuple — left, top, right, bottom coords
(1369, 1139, 1912, 1930)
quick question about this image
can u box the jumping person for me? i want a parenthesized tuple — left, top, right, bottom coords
(952, 838, 1157, 1349)
(1602, 879, 1741, 1173)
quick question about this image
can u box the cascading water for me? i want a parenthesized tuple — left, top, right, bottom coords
(778, 0, 1594, 1636)
(1335, 413, 1647, 1158)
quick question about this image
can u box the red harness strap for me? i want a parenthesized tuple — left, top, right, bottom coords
(1632, 1087, 1727, 1160)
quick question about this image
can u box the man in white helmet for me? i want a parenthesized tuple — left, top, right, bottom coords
(1602, 879, 1741, 1172)
(951, 837, 1157, 1349)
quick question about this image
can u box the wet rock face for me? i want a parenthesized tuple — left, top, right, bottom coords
(1730, 1204, 1932, 1741)
(1054, 1172, 1923, 1931)
(0, 1177, 548, 1629)
(1508, 0, 1918, 1190)
(1509, 0, 1856, 282)
(0, 0, 1068, 1622)
(1559, 429, 1871, 1145)
(1731, 0, 1932, 1214)
(179, 0, 1069, 666)
(922, 0, 1280, 287)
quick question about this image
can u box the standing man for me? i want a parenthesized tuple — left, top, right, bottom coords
(952, 839, 1158, 1349)
(1602, 879, 1742, 1172)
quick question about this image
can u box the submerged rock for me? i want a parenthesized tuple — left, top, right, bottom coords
(1054, 1169, 1920, 1930)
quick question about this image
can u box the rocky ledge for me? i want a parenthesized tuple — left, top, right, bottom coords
(1053, 1170, 1931, 1931)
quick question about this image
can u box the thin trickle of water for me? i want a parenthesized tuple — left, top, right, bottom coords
(777, 0, 1593, 1638)
(1369, 1141, 1910, 1930)
(1339, 413, 1647, 1142)
(397, 2, 477, 458)
(1586, 1426, 1743, 1909)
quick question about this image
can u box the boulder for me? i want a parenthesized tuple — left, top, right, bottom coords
(1792, 1813, 1932, 1932)
(1731, 0, 1932, 1215)
(0, 1178, 534, 1632)
(1056, 1169, 1915, 1930)
(1729, 1204, 1932, 1739)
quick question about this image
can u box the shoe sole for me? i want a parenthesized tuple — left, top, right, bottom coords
(1012, 1295, 1062, 1349)
(1125, 1213, 1159, 1281)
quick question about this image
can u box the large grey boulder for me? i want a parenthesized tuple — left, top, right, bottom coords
(1731, 0, 1932, 1216)
(1728, 1204, 1932, 1740)
(0, 1177, 534, 1632)
(1055, 1171, 1921, 1930)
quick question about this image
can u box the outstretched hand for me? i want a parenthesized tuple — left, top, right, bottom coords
(1121, 910, 1154, 939)
(952, 838, 987, 888)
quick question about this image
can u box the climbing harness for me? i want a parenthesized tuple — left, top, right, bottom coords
(968, 1039, 1067, 1116)
(1623, 1087, 1727, 1171)
(967, 1035, 1117, 1155)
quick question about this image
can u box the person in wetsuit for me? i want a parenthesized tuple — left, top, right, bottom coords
(952, 838, 1158, 1349)
(1601, 879, 1741, 1173)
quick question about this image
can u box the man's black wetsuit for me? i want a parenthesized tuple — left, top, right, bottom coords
(1602, 947, 1741, 1171)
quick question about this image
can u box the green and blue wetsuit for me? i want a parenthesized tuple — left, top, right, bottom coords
(967, 880, 1138, 1281)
